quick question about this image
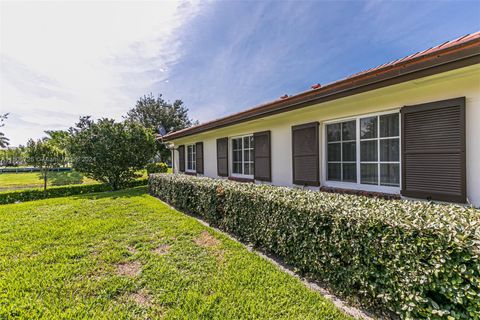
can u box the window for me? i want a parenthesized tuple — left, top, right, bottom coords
(326, 112, 400, 189)
(186, 144, 196, 172)
(231, 135, 254, 177)
(326, 120, 356, 182)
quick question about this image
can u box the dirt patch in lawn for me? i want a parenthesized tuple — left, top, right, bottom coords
(194, 231, 220, 248)
(127, 289, 153, 308)
(116, 261, 142, 277)
(127, 246, 138, 254)
(153, 244, 170, 255)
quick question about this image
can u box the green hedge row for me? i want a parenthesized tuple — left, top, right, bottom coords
(0, 179, 148, 205)
(149, 173, 480, 319)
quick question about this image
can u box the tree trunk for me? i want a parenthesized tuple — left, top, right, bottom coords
(43, 169, 47, 191)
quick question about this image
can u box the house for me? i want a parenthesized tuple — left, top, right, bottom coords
(163, 32, 480, 206)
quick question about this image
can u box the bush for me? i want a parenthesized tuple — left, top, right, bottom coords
(145, 162, 168, 174)
(149, 174, 480, 319)
(0, 179, 147, 205)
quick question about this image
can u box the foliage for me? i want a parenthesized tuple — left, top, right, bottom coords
(26, 139, 65, 190)
(0, 146, 27, 166)
(149, 174, 480, 319)
(68, 118, 156, 190)
(145, 162, 168, 174)
(0, 188, 350, 319)
(0, 178, 147, 204)
(125, 93, 197, 161)
(44, 130, 70, 152)
(0, 113, 10, 148)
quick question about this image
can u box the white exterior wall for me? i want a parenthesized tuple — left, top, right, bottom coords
(171, 65, 480, 206)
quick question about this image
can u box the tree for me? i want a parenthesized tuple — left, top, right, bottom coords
(68, 118, 156, 190)
(125, 93, 197, 161)
(0, 113, 9, 148)
(26, 139, 65, 191)
(44, 130, 70, 151)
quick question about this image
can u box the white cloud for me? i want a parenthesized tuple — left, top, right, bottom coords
(0, 0, 206, 146)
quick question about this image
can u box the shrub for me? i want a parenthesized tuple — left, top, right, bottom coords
(0, 179, 147, 205)
(145, 162, 168, 174)
(149, 173, 480, 319)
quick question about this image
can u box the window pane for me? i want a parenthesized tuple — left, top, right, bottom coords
(380, 138, 399, 162)
(328, 163, 341, 181)
(232, 138, 239, 150)
(244, 163, 253, 175)
(233, 150, 241, 162)
(380, 164, 399, 187)
(360, 116, 377, 139)
(342, 163, 357, 182)
(361, 140, 377, 161)
(243, 136, 250, 148)
(342, 142, 356, 161)
(361, 164, 378, 185)
(233, 162, 241, 174)
(249, 149, 254, 163)
(327, 143, 341, 161)
(244, 149, 250, 162)
(380, 113, 399, 137)
(244, 163, 249, 175)
(327, 123, 341, 142)
(342, 120, 356, 141)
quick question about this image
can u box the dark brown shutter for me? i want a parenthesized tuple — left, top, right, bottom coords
(253, 131, 271, 181)
(178, 145, 185, 173)
(401, 97, 466, 203)
(195, 142, 204, 174)
(292, 122, 319, 186)
(217, 137, 228, 177)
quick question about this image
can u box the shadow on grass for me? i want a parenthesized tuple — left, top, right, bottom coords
(45, 171, 85, 186)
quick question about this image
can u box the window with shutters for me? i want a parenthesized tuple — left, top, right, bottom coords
(231, 135, 254, 178)
(186, 144, 196, 172)
(324, 111, 401, 192)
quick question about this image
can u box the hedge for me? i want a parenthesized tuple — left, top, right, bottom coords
(145, 162, 168, 174)
(0, 178, 148, 205)
(149, 173, 480, 319)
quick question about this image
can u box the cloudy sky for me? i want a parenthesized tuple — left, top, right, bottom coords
(1, 0, 479, 146)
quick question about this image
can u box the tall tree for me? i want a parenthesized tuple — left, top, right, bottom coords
(0, 113, 9, 148)
(125, 94, 197, 161)
(26, 139, 65, 191)
(68, 118, 155, 190)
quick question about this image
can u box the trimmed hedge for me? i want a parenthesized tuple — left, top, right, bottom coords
(145, 162, 168, 174)
(149, 173, 480, 319)
(0, 179, 147, 205)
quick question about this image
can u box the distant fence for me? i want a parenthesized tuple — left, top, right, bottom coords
(0, 167, 72, 174)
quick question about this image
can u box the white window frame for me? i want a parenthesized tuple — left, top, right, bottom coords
(186, 144, 196, 173)
(322, 110, 401, 194)
(230, 134, 254, 179)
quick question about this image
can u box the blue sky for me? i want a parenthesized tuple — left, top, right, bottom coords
(1, 0, 479, 146)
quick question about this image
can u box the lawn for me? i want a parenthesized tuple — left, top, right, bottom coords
(0, 187, 350, 319)
(0, 171, 98, 191)
(0, 170, 155, 192)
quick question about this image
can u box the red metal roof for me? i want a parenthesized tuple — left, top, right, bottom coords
(164, 31, 480, 141)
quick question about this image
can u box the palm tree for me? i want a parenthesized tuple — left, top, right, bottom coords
(0, 132, 9, 148)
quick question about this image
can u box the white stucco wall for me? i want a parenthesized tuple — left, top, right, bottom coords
(171, 65, 480, 206)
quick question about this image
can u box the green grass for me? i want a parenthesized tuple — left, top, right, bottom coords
(0, 187, 351, 319)
(0, 169, 155, 192)
(0, 171, 98, 191)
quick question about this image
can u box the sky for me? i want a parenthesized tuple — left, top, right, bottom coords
(1, 0, 479, 147)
